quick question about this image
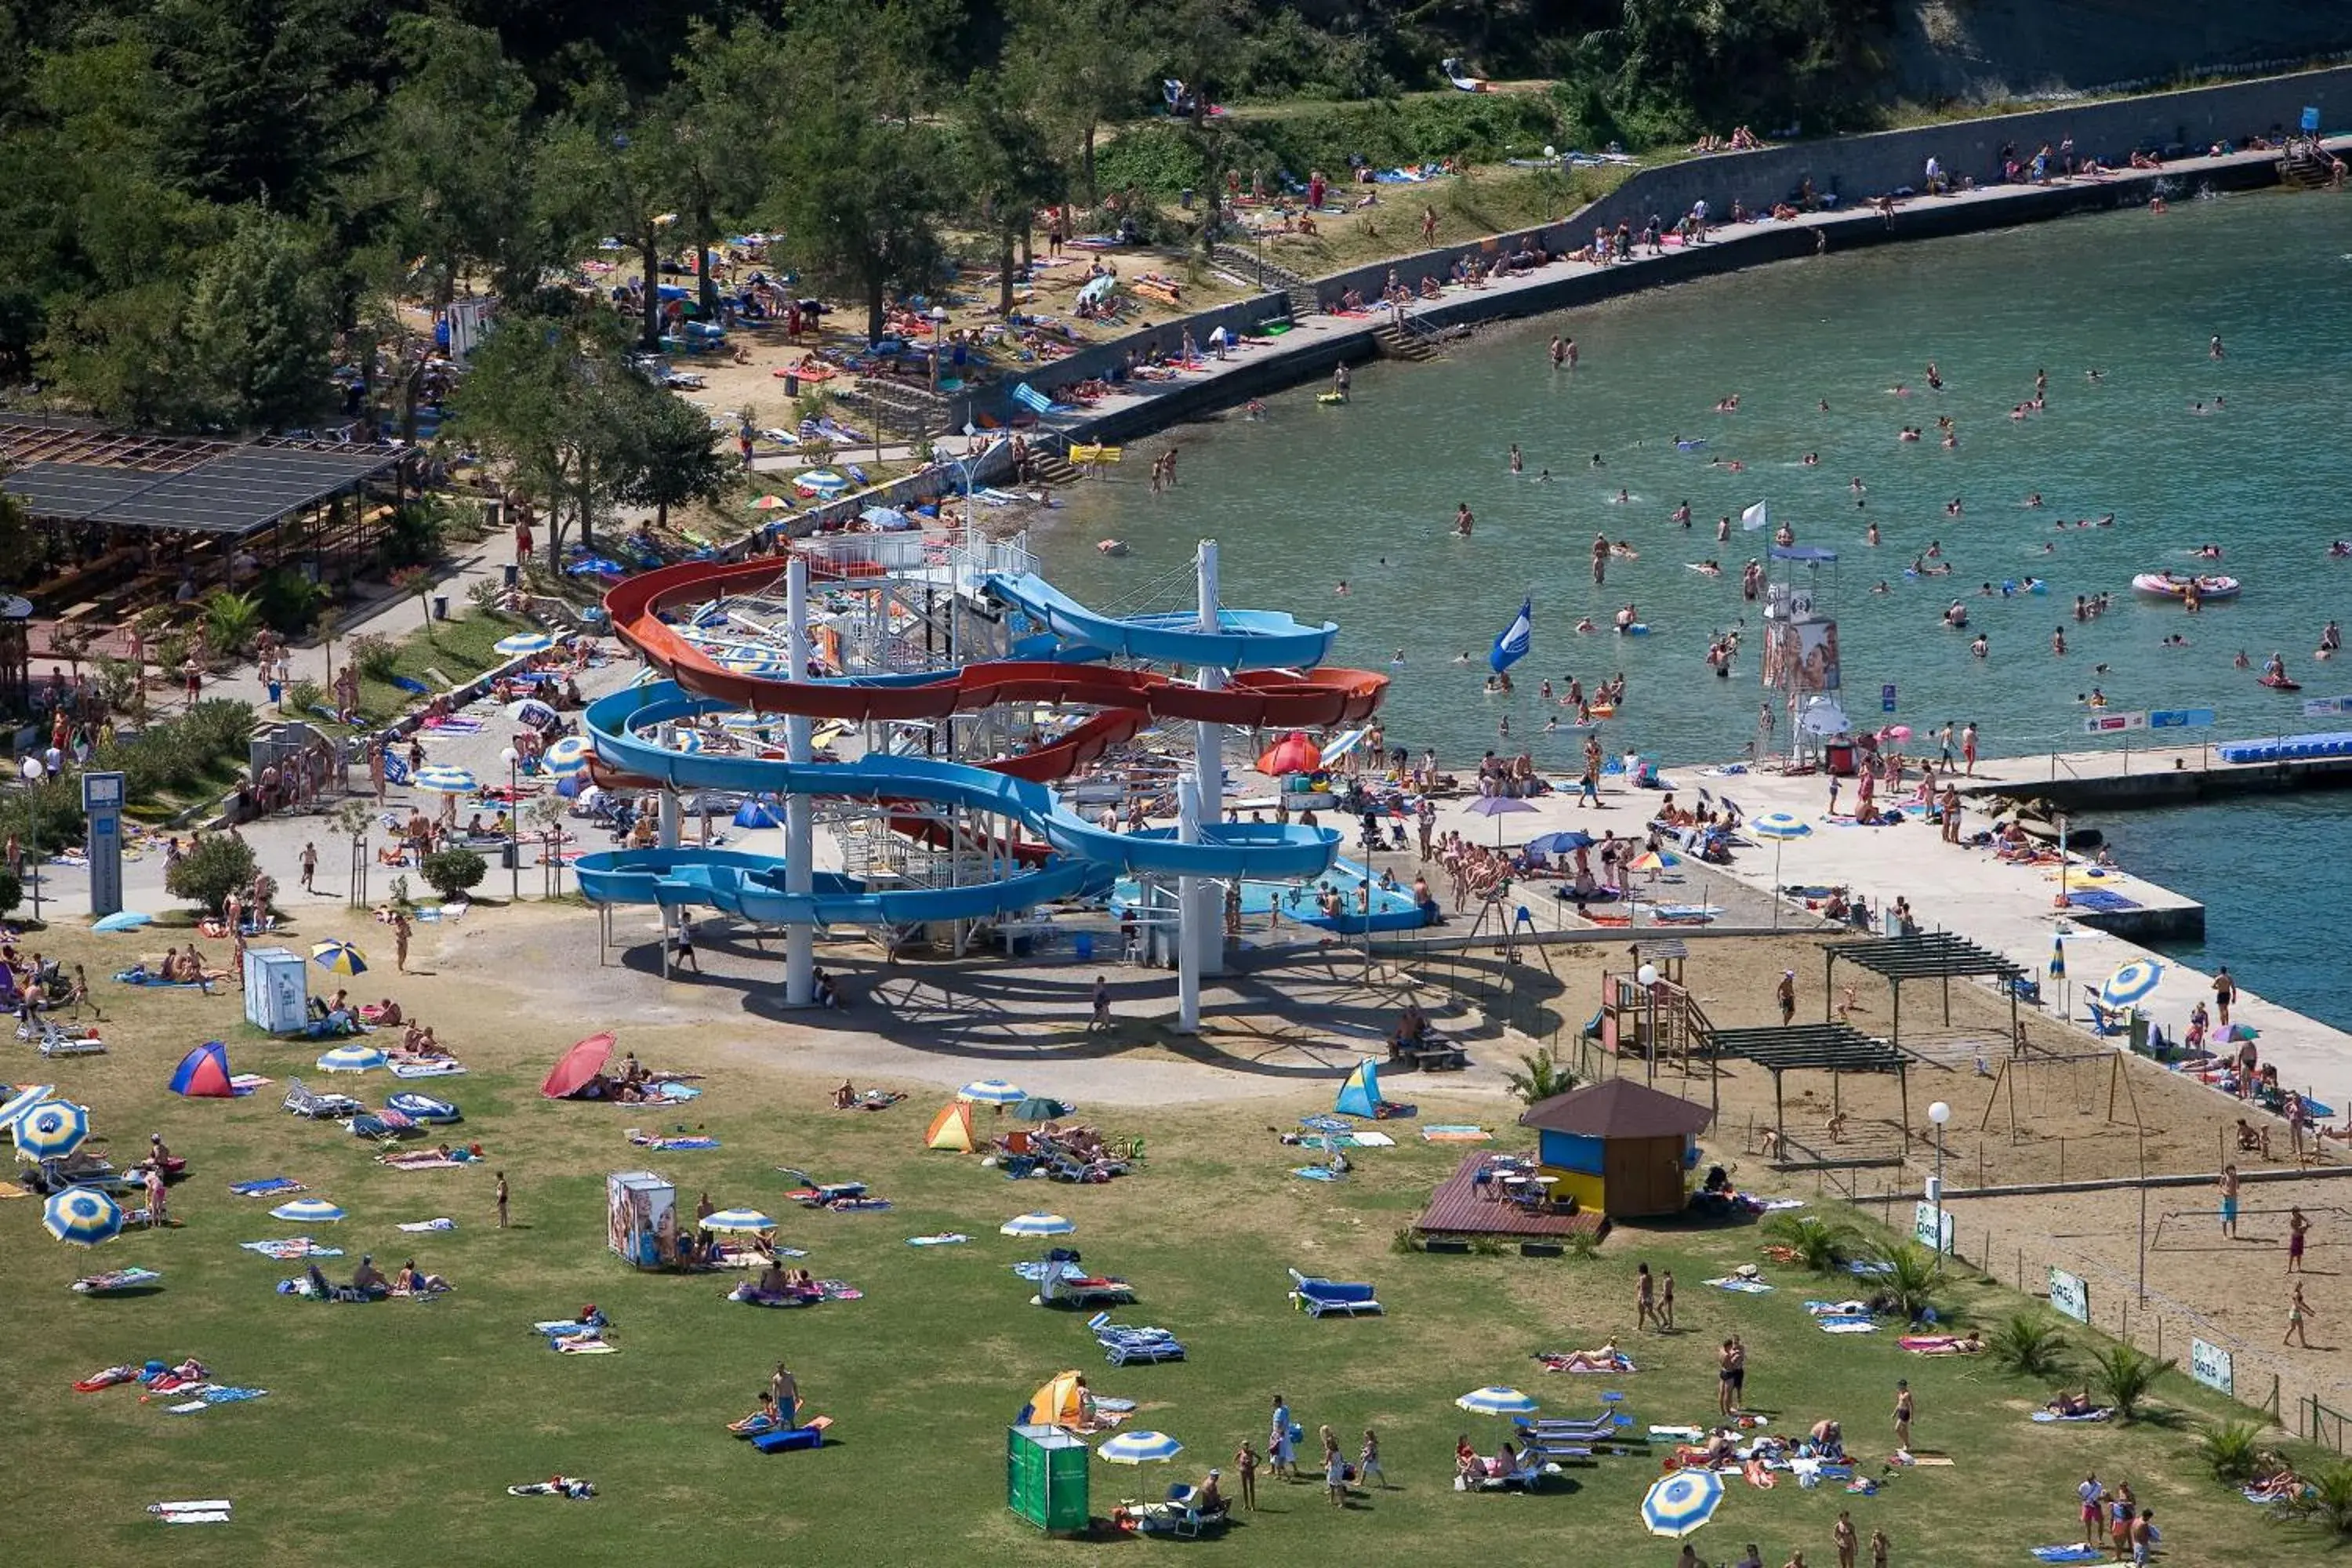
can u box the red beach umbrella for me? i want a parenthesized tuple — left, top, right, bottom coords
(1257, 731, 1324, 776)
(541, 1032, 616, 1099)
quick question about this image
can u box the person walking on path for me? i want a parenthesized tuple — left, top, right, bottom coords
(2289, 1207, 2311, 1272)
(1893, 1379, 1915, 1453)
(1777, 969, 1798, 1025)
(1088, 975, 1112, 1033)
(495, 1171, 510, 1229)
(2287, 1281, 2315, 1347)
(2219, 1163, 2241, 1237)
(299, 840, 318, 893)
(672, 913, 699, 973)
(1636, 1261, 1661, 1330)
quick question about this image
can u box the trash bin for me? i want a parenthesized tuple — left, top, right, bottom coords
(1073, 933, 1094, 963)
(432, 595, 450, 621)
(501, 840, 518, 870)
(1824, 742, 1857, 775)
(503, 564, 518, 589)
(2128, 1013, 2150, 1054)
(1178, 187, 1195, 209)
(783, 372, 799, 397)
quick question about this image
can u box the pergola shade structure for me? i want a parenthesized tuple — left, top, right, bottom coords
(1821, 933, 2024, 1050)
(1698, 1021, 1914, 1158)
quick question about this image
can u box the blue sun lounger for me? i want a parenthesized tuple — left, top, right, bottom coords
(1287, 1267, 1382, 1317)
(1087, 1310, 1187, 1366)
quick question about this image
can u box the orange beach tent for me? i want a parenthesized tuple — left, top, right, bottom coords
(924, 1101, 977, 1152)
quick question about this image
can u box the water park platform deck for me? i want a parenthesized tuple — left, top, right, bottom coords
(1414, 1153, 1611, 1241)
(1667, 749, 2352, 1118)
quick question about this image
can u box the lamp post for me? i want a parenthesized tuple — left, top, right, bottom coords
(499, 746, 521, 902)
(1927, 1100, 1951, 1254)
(927, 305, 949, 397)
(1636, 961, 1659, 1083)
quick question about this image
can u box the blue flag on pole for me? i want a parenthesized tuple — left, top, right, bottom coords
(1490, 597, 1533, 673)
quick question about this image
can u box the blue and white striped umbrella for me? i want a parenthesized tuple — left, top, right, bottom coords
(0, 1083, 55, 1131)
(2100, 959, 2165, 1009)
(960, 1080, 1026, 1105)
(1000, 1211, 1076, 1238)
(43, 1185, 123, 1247)
(542, 735, 593, 776)
(412, 765, 479, 796)
(2049, 934, 2067, 980)
(495, 632, 557, 658)
(699, 1208, 778, 1232)
(1642, 1468, 1724, 1537)
(270, 1198, 347, 1224)
(1749, 811, 1812, 840)
(1097, 1431, 1184, 1465)
(317, 1044, 387, 1073)
(15, 1099, 89, 1160)
(1456, 1385, 1540, 1417)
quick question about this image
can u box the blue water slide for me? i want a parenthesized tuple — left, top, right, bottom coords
(979, 572, 1337, 670)
(573, 682, 1342, 924)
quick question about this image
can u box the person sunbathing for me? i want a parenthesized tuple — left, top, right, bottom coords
(1806, 1418, 1844, 1458)
(372, 998, 404, 1025)
(350, 1256, 390, 1296)
(730, 1392, 782, 1433)
(2045, 1389, 2098, 1417)
(1187, 1470, 1227, 1516)
(1484, 1440, 1521, 1478)
(1555, 1341, 1624, 1371)
(391, 1259, 450, 1294)
(833, 1080, 858, 1109)
(2249, 1454, 2305, 1499)
(1696, 1428, 1740, 1465)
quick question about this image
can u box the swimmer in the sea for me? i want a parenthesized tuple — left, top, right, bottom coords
(2025, 492, 2044, 508)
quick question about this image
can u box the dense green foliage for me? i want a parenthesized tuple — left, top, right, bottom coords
(0, 0, 1896, 433)
(162, 830, 260, 913)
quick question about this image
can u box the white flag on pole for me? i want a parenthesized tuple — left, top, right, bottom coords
(1740, 499, 1769, 532)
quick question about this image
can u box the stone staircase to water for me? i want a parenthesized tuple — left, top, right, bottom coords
(2278, 144, 2341, 191)
(1209, 245, 1318, 319)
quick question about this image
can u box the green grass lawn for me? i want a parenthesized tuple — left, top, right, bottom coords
(5, 924, 2332, 1565)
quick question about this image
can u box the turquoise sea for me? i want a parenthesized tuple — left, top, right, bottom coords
(1036, 188, 2352, 1025)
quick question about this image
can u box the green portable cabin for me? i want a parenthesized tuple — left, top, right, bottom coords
(1007, 1423, 1090, 1534)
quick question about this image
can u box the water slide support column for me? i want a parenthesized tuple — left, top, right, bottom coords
(785, 556, 816, 1006)
(1178, 539, 1225, 1033)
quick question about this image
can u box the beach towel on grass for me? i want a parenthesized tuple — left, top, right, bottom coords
(2030, 1549, 2104, 1563)
(630, 1134, 720, 1150)
(151, 1501, 233, 1524)
(228, 1074, 274, 1092)
(906, 1232, 968, 1247)
(1706, 1277, 1774, 1293)
(508, 1477, 596, 1498)
(167, 1387, 267, 1413)
(241, 1239, 340, 1259)
(1293, 1166, 1342, 1181)
(1421, 1125, 1492, 1142)
(1818, 1318, 1878, 1334)
(2031, 1408, 2112, 1423)
(388, 1059, 466, 1080)
(397, 1218, 457, 1232)
(229, 1178, 304, 1197)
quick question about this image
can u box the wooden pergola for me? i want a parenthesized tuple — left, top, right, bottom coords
(1821, 932, 2022, 1050)
(1700, 1021, 1914, 1155)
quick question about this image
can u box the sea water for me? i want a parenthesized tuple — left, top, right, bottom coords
(1034, 187, 2352, 1022)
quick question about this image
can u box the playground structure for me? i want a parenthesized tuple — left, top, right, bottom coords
(575, 532, 1389, 1028)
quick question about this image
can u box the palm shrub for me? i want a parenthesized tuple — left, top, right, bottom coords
(2197, 1420, 2263, 1485)
(2085, 1343, 2176, 1422)
(2294, 1462, 2352, 1534)
(347, 633, 400, 681)
(1504, 1046, 1574, 1105)
(1871, 1242, 1944, 1319)
(1761, 1213, 1864, 1273)
(1984, 1312, 2071, 1377)
(203, 590, 263, 659)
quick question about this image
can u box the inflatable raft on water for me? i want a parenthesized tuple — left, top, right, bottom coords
(2132, 572, 2241, 601)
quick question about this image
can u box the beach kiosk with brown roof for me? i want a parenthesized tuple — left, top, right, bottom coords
(1519, 1079, 1714, 1219)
